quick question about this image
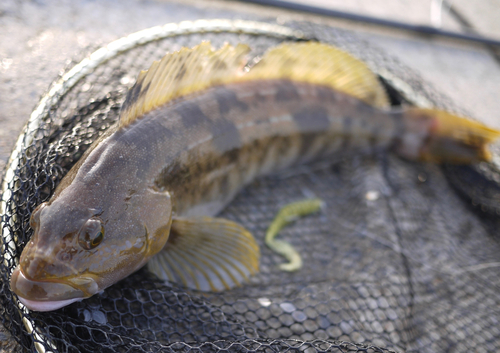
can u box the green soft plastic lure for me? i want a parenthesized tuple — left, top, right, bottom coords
(265, 198, 324, 272)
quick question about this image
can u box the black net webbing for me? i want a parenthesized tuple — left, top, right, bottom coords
(1, 19, 500, 353)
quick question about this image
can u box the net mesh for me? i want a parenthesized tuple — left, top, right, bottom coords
(1, 20, 500, 353)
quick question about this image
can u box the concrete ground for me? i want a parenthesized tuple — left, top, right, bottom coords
(0, 0, 499, 171)
(0, 0, 499, 351)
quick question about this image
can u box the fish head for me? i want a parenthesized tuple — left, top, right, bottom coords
(10, 185, 173, 311)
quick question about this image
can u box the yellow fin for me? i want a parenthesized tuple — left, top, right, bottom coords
(119, 41, 390, 127)
(119, 42, 251, 127)
(243, 42, 390, 108)
(147, 216, 260, 292)
(407, 108, 500, 163)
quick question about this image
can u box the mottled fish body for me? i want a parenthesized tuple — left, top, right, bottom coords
(10, 42, 499, 311)
(138, 80, 400, 216)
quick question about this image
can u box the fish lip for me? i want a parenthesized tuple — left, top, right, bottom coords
(10, 266, 99, 310)
(17, 296, 83, 312)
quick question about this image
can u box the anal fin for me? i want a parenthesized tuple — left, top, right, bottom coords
(147, 217, 260, 292)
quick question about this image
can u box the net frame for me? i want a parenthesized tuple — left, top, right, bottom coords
(1, 18, 498, 353)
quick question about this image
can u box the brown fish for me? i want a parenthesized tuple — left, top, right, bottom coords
(10, 41, 499, 311)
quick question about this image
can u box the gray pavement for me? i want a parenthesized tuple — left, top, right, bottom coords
(0, 0, 499, 351)
(1, 0, 499, 176)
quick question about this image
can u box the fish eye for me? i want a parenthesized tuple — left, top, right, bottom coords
(29, 203, 47, 230)
(78, 219, 104, 250)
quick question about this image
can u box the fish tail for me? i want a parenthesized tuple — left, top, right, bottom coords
(397, 108, 500, 164)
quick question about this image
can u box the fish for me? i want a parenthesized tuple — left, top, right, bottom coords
(9, 41, 500, 312)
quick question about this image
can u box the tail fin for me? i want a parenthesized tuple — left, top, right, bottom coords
(401, 108, 500, 164)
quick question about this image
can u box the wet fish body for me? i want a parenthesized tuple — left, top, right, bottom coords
(133, 80, 398, 215)
(10, 42, 499, 311)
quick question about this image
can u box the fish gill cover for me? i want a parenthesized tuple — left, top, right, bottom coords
(1, 20, 500, 353)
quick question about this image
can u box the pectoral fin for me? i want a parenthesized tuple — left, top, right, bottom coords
(147, 217, 259, 292)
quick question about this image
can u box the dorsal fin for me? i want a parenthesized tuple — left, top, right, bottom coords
(242, 42, 389, 108)
(119, 41, 389, 127)
(119, 42, 250, 127)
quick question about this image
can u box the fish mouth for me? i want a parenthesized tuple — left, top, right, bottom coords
(10, 266, 99, 312)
